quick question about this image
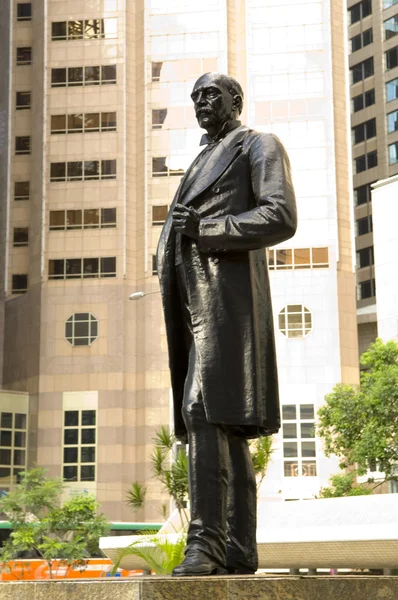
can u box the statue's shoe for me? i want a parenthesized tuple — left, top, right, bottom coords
(226, 566, 256, 575)
(172, 549, 228, 577)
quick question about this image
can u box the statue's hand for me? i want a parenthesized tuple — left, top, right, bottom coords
(172, 204, 200, 240)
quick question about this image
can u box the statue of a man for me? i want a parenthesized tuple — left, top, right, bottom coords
(156, 72, 297, 577)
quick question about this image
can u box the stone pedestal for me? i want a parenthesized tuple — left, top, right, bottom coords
(2, 575, 398, 600)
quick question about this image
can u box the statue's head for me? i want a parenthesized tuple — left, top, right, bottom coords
(191, 72, 244, 135)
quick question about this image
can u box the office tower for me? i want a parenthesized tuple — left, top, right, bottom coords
(0, 0, 357, 519)
(348, 0, 398, 355)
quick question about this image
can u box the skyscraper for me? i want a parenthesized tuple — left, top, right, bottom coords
(348, 0, 398, 355)
(0, 0, 357, 520)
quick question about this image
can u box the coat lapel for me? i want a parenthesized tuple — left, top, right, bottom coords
(181, 125, 249, 206)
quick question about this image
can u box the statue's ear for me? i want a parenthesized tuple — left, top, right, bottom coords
(232, 94, 243, 115)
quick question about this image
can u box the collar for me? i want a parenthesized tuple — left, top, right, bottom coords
(199, 119, 241, 146)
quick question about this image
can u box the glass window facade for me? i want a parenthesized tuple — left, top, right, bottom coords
(282, 404, 317, 477)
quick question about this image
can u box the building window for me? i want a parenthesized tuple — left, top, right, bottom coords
(356, 216, 373, 236)
(63, 410, 96, 482)
(51, 65, 116, 87)
(16, 91, 31, 110)
(49, 257, 116, 280)
(152, 255, 158, 275)
(151, 57, 218, 83)
(15, 136, 30, 155)
(14, 181, 29, 201)
(16, 47, 31, 65)
(52, 18, 117, 40)
(282, 404, 317, 478)
(384, 16, 398, 40)
(357, 278, 376, 300)
(349, 0, 372, 25)
(352, 118, 376, 144)
(65, 313, 98, 347)
(13, 227, 29, 247)
(50, 160, 116, 182)
(152, 205, 168, 225)
(0, 412, 27, 487)
(357, 246, 374, 269)
(268, 247, 329, 270)
(351, 28, 373, 52)
(352, 89, 375, 113)
(387, 110, 398, 133)
(152, 109, 168, 129)
(351, 57, 374, 84)
(49, 208, 116, 230)
(17, 3, 31, 21)
(386, 78, 398, 102)
(152, 157, 184, 177)
(354, 183, 374, 205)
(278, 305, 312, 339)
(51, 112, 117, 134)
(11, 274, 28, 294)
(355, 150, 377, 173)
(389, 142, 398, 164)
(384, 0, 398, 6)
(386, 47, 398, 70)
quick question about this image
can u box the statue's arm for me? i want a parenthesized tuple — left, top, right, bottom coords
(198, 133, 297, 253)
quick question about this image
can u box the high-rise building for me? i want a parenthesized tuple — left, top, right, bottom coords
(347, 0, 398, 356)
(0, 0, 358, 521)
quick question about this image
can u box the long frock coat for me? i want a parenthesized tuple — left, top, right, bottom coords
(157, 125, 297, 442)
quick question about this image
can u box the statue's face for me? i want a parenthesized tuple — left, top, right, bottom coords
(191, 74, 234, 131)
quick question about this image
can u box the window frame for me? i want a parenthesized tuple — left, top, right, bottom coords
(65, 313, 98, 347)
(14, 181, 30, 201)
(52, 18, 117, 41)
(282, 403, 317, 479)
(16, 3, 32, 21)
(51, 64, 117, 87)
(63, 409, 96, 483)
(16, 91, 31, 110)
(16, 47, 32, 65)
(13, 227, 29, 247)
(11, 274, 28, 294)
(48, 257, 117, 279)
(15, 136, 31, 155)
(268, 247, 329, 270)
(278, 305, 313, 339)
(50, 160, 117, 182)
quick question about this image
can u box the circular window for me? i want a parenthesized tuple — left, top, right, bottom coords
(278, 305, 312, 339)
(65, 313, 98, 346)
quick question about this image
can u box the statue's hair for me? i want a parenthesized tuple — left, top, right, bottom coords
(198, 72, 244, 114)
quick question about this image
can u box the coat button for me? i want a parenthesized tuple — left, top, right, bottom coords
(214, 187, 220, 194)
(213, 258, 219, 264)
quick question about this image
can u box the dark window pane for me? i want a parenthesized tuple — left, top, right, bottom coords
(152, 62, 163, 81)
(362, 0, 372, 18)
(64, 447, 78, 463)
(84, 113, 100, 131)
(81, 447, 95, 463)
(0, 431, 12, 446)
(302, 461, 317, 476)
(64, 429, 78, 445)
(353, 94, 364, 113)
(1, 414, 13, 429)
(84, 161, 100, 180)
(13, 227, 29, 246)
(65, 411, 79, 427)
(302, 442, 316, 458)
(301, 423, 315, 438)
(101, 159, 116, 178)
(101, 64, 116, 83)
(359, 279, 376, 299)
(63, 465, 78, 481)
(67, 161, 83, 180)
(152, 205, 168, 224)
(363, 28, 373, 46)
(101, 208, 116, 227)
(367, 150, 377, 169)
(15, 136, 30, 154)
(355, 155, 367, 173)
(101, 111, 117, 130)
(83, 258, 99, 277)
(284, 461, 299, 477)
(17, 3, 32, 21)
(0, 468, 11, 479)
(283, 442, 298, 458)
(68, 67, 83, 85)
(14, 181, 30, 200)
(349, 3, 361, 25)
(74, 321, 89, 337)
(52, 68, 66, 86)
(354, 184, 372, 205)
(49, 211, 65, 230)
(0, 450, 11, 465)
(152, 255, 158, 275)
(357, 246, 374, 268)
(84, 66, 100, 84)
(50, 162, 66, 181)
(82, 410, 96, 426)
(85, 18, 103, 38)
(351, 33, 362, 52)
(365, 89, 375, 107)
(357, 216, 372, 236)
(68, 20, 83, 39)
(66, 210, 82, 229)
(52, 22, 67, 40)
(51, 115, 67, 134)
(100, 257, 116, 276)
(68, 114, 84, 132)
(152, 157, 168, 176)
(283, 423, 297, 439)
(81, 429, 96, 444)
(17, 47, 31, 65)
(282, 405, 296, 420)
(13, 450, 25, 466)
(84, 209, 100, 228)
(152, 108, 168, 129)
(48, 259, 64, 279)
(12, 274, 28, 292)
(386, 47, 398, 70)
(16, 91, 31, 110)
(81, 465, 95, 481)
(300, 404, 315, 420)
(389, 142, 398, 164)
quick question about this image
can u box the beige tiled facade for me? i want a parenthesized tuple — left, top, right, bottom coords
(0, 0, 359, 517)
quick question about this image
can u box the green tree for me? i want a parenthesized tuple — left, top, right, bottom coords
(0, 468, 109, 579)
(317, 339, 398, 487)
(319, 472, 372, 498)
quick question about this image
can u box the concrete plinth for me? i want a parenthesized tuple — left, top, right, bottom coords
(2, 576, 398, 600)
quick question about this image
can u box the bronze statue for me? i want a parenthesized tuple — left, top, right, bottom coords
(156, 72, 297, 577)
